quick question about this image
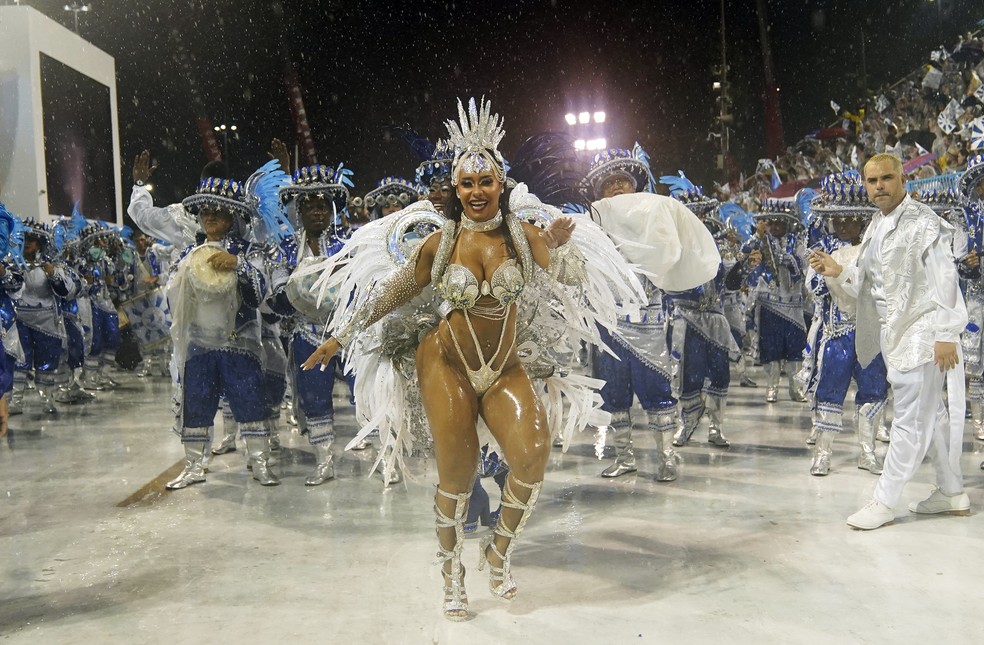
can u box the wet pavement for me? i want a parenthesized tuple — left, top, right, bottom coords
(1, 367, 981, 644)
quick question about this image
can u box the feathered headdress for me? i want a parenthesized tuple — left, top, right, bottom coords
(279, 163, 354, 229)
(364, 177, 419, 218)
(184, 160, 293, 242)
(508, 132, 588, 209)
(660, 171, 718, 215)
(581, 143, 656, 199)
(0, 202, 18, 262)
(6, 213, 27, 268)
(53, 200, 91, 255)
(718, 202, 754, 242)
(444, 97, 506, 185)
(243, 159, 293, 244)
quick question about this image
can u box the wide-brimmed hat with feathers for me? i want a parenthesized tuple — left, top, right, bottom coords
(581, 144, 656, 199)
(184, 159, 292, 243)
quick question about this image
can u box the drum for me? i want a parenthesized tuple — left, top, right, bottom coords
(187, 244, 237, 298)
(120, 286, 172, 349)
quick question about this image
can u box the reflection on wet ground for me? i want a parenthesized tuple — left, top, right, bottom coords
(1, 366, 981, 643)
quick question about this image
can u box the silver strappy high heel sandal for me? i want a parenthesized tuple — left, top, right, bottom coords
(478, 477, 541, 600)
(435, 488, 472, 621)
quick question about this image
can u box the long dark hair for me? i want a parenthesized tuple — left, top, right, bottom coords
(445, 178, 518, 261)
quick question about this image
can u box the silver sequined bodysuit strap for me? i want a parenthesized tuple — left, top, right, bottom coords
(432, 218, 529, 395)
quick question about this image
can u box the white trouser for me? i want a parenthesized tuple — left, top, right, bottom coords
(873, 361, 963, 508)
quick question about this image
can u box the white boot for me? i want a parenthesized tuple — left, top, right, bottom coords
(856, 403, 884, 475)
(705, 394, 730, 447)
(244, 434, 280, 486)
(673, 398, 702, 447)
(806, 406, 822, 444)
(764, 362, 780, 402)
(875, 407, 891, 443)
(649, 409, 679, 482)
(601, 410, 636, 478)
(971, 398, 984, 441)
(810, 431, 835, 476)
(267, 416, 282, 453)
(305, 442, 336, 486)
(737, 354, 757, 387)
(786, 361, 807, 402)
(166, 443, 207, 489)
(211, 409, 238, 455)
(8, 377, 25, 415)
(36, 386, 57, 415)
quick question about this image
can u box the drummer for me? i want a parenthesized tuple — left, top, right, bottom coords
(164, 175, 278, 490)
(270, 163, 354, 485)
(130, 230, 169, 377)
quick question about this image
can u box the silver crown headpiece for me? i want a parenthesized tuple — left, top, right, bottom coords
(444, 97, 506, 186)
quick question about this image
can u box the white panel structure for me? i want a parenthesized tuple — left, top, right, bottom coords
(0, 5, 121, 224)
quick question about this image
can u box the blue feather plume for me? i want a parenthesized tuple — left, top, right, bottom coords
(335, 163, 355, 189)
(659, 171, 698, 197)
(631, 142, 657, 192)
(245, 159, 294, 244)
(7, 215, 27, 268)
(54, 200, 88, 253)
(0, 202, 15, 260)
(795, 187, 819, 229)
(718, 202, 754, 242)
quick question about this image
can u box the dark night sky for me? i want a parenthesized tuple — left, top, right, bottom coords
(18, 0, 984, 216)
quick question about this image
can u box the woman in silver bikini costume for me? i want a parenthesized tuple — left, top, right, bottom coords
(303, 98, 577, 621)
(302, 98, 717, 621)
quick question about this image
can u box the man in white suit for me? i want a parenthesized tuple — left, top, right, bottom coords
(810, 153, 970, 530)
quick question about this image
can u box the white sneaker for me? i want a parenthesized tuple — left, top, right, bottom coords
(846, 499, 894, 530)
(907, 488, 971, 515)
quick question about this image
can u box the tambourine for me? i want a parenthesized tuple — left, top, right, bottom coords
(187, 245, 237, 297)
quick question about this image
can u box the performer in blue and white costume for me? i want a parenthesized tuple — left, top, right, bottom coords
(9, 219, 79, 415)
(128, 229, 170, 378)
(717, 202, 757, 388)
(51, 207, 95, 404)
(164, 163, 289, 490)
(659, 174, 741, 449)
(584, 147, 681, 481)
(271, 163, 354, 485)
(800, 173, 888, 476)
(727, 198, 809, 403)
(128, 152, 235, 442)
(364, 176, 419, 221)
(78, 224, 124, 390)
(956, 154, 984, 448)
(416, 139, 455, 215)
(0, 203, 24, 432)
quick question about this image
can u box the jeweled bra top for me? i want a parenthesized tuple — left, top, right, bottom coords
(431, 214, 534, 319)
(438, 260, 524, 312)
